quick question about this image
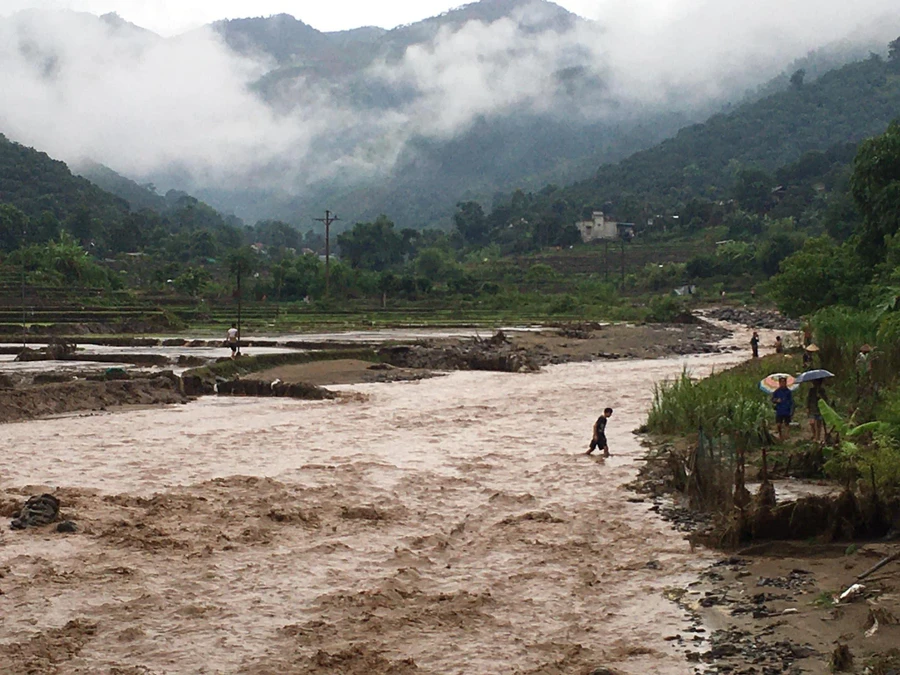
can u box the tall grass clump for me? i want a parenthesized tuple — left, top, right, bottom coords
(810, 306, 879, 378)
(810, 306, 900, 404)
(648, 365, 774, 442)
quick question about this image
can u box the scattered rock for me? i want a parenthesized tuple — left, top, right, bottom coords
(56, 520, 78, 533)
(829, 643, 853, 671)
(10, 494, 60, 530)
(704, 307, 801, 331)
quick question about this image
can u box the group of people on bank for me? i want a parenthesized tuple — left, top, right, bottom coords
(754, 325, 876, 445)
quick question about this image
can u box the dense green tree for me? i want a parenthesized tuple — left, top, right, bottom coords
(11, 233, 121, 288)
(851, 120, 900, 264)
(173, 267, 211, 297)
(768, 236, 867, 315)
(0, 204, 28, 251)
(227, 246, 257, 299)
(337, 216, 405, 271)
(733, 169, 774, 213)
(415, 248, 448, 282)
(453, 201, 488, 246)
(254, 220, 301, 250)
(756, 230, 805, 276)
(890, 36, 900, 62)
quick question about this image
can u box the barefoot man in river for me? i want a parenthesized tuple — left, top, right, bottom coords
(586, 408, 614, 457)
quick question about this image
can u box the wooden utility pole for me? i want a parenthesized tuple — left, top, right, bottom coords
(604, 241, 609, 282)
(21, 224, 26, 348)
(236, 266, 242, 357)
(315, 210, 340, 296)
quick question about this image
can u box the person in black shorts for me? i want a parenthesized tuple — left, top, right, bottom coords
(772, 377, 794, 442)
(586, 408, 614, 457)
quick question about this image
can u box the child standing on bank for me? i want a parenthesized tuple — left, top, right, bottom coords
(586, 408, 614, 457)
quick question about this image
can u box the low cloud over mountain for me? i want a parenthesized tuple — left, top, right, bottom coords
(1, 0, 898, 225)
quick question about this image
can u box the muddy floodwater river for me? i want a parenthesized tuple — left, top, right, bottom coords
(0, 344, 752, 674)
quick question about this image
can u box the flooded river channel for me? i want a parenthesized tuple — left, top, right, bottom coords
(0, 344, 751, 674)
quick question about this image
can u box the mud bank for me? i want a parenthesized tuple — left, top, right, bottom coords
(379, 320, 732, 373)
(673, 544, 900, 674)
(253, 359, 437, 387)
(0, 375, 189, 423)
(632, 435, 900, 672)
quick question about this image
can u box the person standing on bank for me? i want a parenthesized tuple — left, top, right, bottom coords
(774, 336, 785, 354)
(586, 408, 614, 457)
(807, 380, 828, 443)
(750, 331, 760, 359)
(226, 322, 239, 358)
(772, 377, 794, 442)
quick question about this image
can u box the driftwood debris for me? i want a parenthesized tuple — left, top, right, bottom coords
(855, 550, 900, 582)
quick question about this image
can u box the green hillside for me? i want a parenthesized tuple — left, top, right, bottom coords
(553, 53, 900, 220)
(74, 160, 167, 212)
(0, 134, 245, 262)
(0, 133, 130, 228)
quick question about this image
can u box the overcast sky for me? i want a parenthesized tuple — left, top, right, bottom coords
(0, 0, 623, 33)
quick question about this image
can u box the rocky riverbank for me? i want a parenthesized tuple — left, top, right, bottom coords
(673, 544, 900, 674)
(702, 307, 802, 331)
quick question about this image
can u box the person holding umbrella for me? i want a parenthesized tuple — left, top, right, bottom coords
(796, 368, 835, 443)
(807, 380, 829, 443)
(772, 376, 794, 442)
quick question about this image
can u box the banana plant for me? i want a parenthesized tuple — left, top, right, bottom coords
(818, 400, 887, 484)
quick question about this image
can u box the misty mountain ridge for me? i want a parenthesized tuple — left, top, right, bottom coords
(0, 1, 898, 230)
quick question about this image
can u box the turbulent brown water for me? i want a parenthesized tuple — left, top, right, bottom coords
(0, 344, 753, 674)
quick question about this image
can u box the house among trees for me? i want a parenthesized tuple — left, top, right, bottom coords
(575, 211, 635, 243)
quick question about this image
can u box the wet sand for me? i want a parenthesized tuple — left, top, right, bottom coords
(0, 348, 751, 674)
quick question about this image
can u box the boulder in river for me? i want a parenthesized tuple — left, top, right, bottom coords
(10, 494, 60, 530)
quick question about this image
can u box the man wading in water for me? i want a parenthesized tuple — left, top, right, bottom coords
(586, 408, 614, 457)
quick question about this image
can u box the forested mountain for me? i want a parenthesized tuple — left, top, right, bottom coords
(0, 133, 129, 234)
(213, 0, 575, 76)
(0, 134, 245, 260)
(155, 4, 900, 229)
(2, 1, 899, 232)
(74, 161, 168, 213)
(481, 49, 900, 231)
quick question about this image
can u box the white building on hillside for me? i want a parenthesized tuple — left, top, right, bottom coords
(575, 212, 634, 243)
